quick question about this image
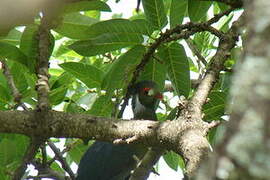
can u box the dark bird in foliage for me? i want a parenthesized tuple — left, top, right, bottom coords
(76, 80, 162, 180)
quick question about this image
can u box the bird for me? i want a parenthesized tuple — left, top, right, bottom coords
(76, 80, 162, 180)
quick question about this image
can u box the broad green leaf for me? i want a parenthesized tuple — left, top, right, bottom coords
(101, 45, 146, 93)
(62, 0, 111, 13)
(51, 161, 65, 173)
(66, 142, 88, 164)
(0, 42, 28, 67)
(167, 107, 178, 120)
(68, 19, 151, 56)
(20, 25, 39, 73)
(49, 87, 67, 105)
(203, 91, 227, 121)
(50, 72, 74, 90)
(163, 151, 181, 171)
(0, 70, 9, 90)
(54, 13, 98, 39)
(0, 29, 22, 45)
(139, 57, 166, 90)
(0, 135, 29, 166)
(65, 101, 86, 113)
(217, 2, 230, 12)
(142, 0, 168, 29)
(163, 43, 190, 97)
(60, 62, 104, 88)
(10, 62, 28, 93)
(188, 0, 212, 22)
(0, 85, 11, 103)
(87, 95, 113, 117)
(132, 19, 155, 36)
(84, 19, 151, 38)
(69, 33, 143, 56)
(170, 0, 187, 28)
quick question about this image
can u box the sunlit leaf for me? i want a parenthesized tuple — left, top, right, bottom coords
(188, 0, 212, 22)
(142, 0, 168, 29)
(0, 28, 22, 45)
(203, 91, 227, 121)
(162, 43, 190, 97)
(87, 95, 113, 117)
(60, 62, 104, 88)
(0, 42, 28, 67)
(101, 45, 146, 93)
(139, 57, 166, 90)
(70, 33, 142, 56)
(170, 0, 187, 28)
(163, 151, 181, 171)
(54, 13, 98, 39)
(62, 0, 111, 13)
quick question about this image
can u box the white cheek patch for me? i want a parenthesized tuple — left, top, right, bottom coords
(148, 89, 155, 96)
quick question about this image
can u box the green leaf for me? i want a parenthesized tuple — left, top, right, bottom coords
(0, 135, 29, 167)
(162, 43, 190, 97)
(139, 57, 166, 90)
(66, 142, 89, 164)
(101, 45, 146, 93)
(10, 62, 29, 93)
(217, 2, 230, 12)
(0, 85, 12, 103)
(203, 91, 227, 121)
(49, 87, 67, 105)
(188, 0, 212, 22)
(70, 33, 143, 56)
(0, 42, 28, 67)
(163, 151, 181, 171)
(60, 62, 104, 88)
(69, 19, 151, 56)
(54, 13, 98, 39)
(167, 107, 178, 120)
(132, 19, 155, 36)
(0, 29, 22, 45)
(65, 101, 86, 113)
(20, 24, 39, 73)
(84, 19, 150, 38)
(142, 0, 168, 29)
(87, 95, 113, 117)
(51, 72, 74, 90)
(170, 0, 187, 28)
(62, 0, 111, 13)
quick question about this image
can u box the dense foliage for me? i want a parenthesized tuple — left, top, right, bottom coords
(0, 0, 243, 179)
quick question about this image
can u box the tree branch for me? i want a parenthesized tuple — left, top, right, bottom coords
(0, 59, 28, 110)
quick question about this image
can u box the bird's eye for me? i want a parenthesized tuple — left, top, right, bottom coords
(143, 87, 151, 95)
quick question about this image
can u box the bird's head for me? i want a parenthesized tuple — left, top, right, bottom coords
(131, 80, 163, 109)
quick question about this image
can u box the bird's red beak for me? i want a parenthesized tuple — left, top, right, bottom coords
(155, 93, 163, 100)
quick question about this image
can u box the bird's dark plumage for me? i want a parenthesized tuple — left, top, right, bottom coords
(76, 81, 162, 180)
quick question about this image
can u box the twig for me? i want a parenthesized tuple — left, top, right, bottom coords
(129, 148, 164, 180)
(186, 39, 208, 66)
(47, 141, 76, 180)
(1, 59, 28, 110)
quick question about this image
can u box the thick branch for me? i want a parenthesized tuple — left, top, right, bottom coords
(0, 110, 209, 156)
(36, 11, 52, 111)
